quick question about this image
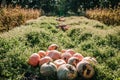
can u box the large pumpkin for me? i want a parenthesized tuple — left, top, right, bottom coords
(39, 56, 53, 66)
(28, 53, 40, 67)
(68, 57, 79, 67)
(48, 44, 58, 50)
(76, 61, 95, 79)
(61, 52, 72, 63)
(54, 59, 66, 68)
(40, 62, 57, 77)
(47, 50, 61, 60)
(57, 64, 77, 80)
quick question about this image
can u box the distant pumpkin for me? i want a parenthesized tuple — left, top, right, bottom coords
(28, 53, 40, 67)
(57, 64, 77, 80)
(76, 61, 95, 79)
(48, 44, 58, 50)
(40, 62, 57, 77)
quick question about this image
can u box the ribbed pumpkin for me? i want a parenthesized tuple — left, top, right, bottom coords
(76, 61, 95, 79)
(54, 59, 66, 68)
(68, 57, 79, 67)
(39, 56, 53, 66)
(57, 64, 77, 80)
(47, 50, 61, 61)
(28, 53, 40, 67)
(40, 62, 57, 77)
(48, 44, 58, 50)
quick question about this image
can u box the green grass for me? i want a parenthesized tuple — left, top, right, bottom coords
(0, 16, 120, 80)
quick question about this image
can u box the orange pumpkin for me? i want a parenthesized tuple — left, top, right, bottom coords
(56, 17, 65, 22)
(65, 49, 75, 56)
(48, 44, 58, 50)
(28, 53, 40, 67)
(40, 62, 57, 77)
(61, 53, 72, 63)
(76, 61, 95, 79)
(57, 64, 77, 80)
(47, 50, 61, 61)
(61, 49, 67, 53)
(38, 50, 46, 58)
(73, 53, 84, 61)
(68, 57, 80, 67)
(54, 59, 66, 68)
(39, 56, 53, 66)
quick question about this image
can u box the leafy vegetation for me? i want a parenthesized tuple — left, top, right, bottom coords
(0, 16, 120, 80)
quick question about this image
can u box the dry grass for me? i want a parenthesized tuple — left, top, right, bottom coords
(86, 7, 120, 25)
(0, 6, 40, 32)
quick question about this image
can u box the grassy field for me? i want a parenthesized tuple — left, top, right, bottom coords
(0, 16, 120, 80)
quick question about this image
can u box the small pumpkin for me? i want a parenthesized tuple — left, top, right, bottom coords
(61, 49, 67, 53)
(73, 53, 84, 61)
(76, 61, 95, 79)
(61, 53, 72, 63)
(39, 56, 53, 66)
(54, 59, 66, 68)
(38, 50, 46, 58)
(57, 64, 77, 80)
(47, 50, 61, 61)
(48, 44, 58, 50)
(65, 49, 75, 56)
(28, 53, 40, 67)
(56, 17, 65, 22)
(40, 62, 57, 77)
(68, 57, 80, 67)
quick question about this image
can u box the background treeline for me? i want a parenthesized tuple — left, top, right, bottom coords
(0, 0, 120, 15)
(0, 0, 119, 32)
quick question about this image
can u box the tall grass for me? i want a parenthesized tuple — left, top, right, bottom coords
(0, 6, 40, 32)
(86, 7, 120, 25)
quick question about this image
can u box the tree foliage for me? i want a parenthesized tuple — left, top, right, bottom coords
(0, 0, 119, 15)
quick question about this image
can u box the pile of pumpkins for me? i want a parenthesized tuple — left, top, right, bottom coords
(28, 44, 97, 80)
